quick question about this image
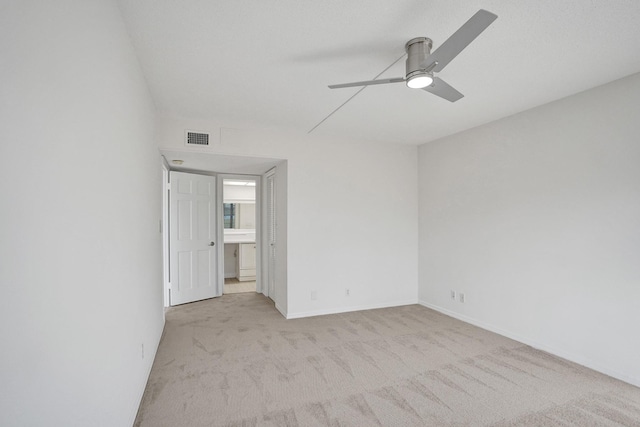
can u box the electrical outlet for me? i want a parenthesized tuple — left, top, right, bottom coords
(311, 291, 317, 301)
(459, 293, 465, 303)
(346, 289, 350, 296)
(451, 290, 456, 300)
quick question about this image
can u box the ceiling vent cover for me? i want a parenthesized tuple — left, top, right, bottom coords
(185, 130, 209, 146)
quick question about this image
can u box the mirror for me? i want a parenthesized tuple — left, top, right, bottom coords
(223, 179, 256, 230)
(224, 202, 255, 229)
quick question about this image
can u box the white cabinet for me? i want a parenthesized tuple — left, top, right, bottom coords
(224, 243, 237, 278)
(237, 243, 256, 281)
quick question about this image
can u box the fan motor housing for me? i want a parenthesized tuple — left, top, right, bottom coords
(405, 37, 433, 78)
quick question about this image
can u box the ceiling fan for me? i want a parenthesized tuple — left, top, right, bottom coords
(328, 9, 498, 103)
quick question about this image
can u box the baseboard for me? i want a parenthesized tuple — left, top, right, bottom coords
(286, 299, 419, 320)
(419, 300, 640, 389)
(275, 302, 287, 318)
(129, 317, 166, 427)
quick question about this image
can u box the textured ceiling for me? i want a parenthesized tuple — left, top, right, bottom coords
(118, 0, 640, 145)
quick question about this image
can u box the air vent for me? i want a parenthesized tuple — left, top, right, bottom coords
(185, 130, 209, 146)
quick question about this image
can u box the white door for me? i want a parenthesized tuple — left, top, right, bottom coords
(266, 172, 276, 299)
(169, 171, 219, 305)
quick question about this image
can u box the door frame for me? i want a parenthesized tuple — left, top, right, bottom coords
(161, 158, 170, 307)
(218, 174, 263, 295)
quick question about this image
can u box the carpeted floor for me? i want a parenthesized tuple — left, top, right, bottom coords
(135, 293, 640, 426)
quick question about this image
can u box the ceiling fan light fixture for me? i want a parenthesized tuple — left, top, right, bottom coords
(406, 72, 433, 89)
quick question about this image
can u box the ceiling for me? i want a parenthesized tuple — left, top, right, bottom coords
(119, 1, 640, 146)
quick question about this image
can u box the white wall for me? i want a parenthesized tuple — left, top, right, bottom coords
(418, 72, 640, 387)
(223, 183, 256, 203)
(158, 120, 419, 318)
(0, 1, 163, 426)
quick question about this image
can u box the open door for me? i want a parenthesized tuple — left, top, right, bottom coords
(169, 171, 219, 305)
(266, 170, 276, 300)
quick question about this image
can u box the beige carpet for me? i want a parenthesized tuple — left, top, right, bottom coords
(135, 293, 640, 426)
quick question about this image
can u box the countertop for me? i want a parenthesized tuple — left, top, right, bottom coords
(224, 229, 255, 244)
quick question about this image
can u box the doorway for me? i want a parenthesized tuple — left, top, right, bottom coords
(222, 177, 258, 294)
(160, 150, 286, 315)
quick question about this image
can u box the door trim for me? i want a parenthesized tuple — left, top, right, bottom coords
(161, 158, 170, 307)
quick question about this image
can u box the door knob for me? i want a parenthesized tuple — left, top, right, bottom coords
(209, 242, 215, 246)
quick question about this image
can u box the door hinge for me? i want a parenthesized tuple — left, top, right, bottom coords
(167, 183, 171, 191)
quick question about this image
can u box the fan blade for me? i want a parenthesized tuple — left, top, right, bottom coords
(422, 77, 464, 102)
(421, 9, 497, 72)
(328, 77, 405, 89)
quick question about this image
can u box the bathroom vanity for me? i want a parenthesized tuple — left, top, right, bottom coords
(224, 229, 256, 281)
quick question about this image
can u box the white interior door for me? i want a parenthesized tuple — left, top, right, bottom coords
(169, 171, 219, 305)
(266, 172, 276, 299)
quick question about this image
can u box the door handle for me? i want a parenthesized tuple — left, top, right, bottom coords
(209, 242, 215, 246)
